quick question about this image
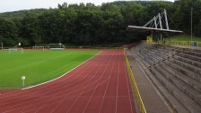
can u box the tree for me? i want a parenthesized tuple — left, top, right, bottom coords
(21, 12, 42, 45)
(0, 19, 18, 46)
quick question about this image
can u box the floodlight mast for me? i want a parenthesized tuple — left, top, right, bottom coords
(14, 42, 21, 48)
(191, 7, 193, 41)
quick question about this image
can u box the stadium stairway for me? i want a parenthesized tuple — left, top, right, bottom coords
(127, 43, 201, 113)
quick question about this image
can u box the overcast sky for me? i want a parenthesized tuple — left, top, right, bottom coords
(0, 0, 117, 13)
(0, 0, 174, 13)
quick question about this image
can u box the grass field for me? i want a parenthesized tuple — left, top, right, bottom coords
(0, 50, 98, 89)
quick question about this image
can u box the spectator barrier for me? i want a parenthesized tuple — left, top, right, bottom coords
(124, 49, 147, 113)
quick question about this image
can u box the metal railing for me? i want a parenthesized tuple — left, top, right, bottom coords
(124, 49, 147, 113)
(145, 40, 201, 49)
(169, 41, 201, 48)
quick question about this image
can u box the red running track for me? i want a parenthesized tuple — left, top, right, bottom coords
(0, 50, 136, 113)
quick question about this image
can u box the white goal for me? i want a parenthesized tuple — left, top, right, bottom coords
(8, 48, 24, 54)
(49, 43, 65, 50)
(32, 46, 45, 50)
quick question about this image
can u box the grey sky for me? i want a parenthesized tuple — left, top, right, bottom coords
(0, 0, 174, 13)
(0, 0, 116, 13)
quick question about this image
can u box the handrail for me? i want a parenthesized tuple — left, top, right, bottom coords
(124, 49, 147, 113)
(155, 41, 201, 48)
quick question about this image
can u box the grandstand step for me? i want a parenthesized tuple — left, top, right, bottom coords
(145, 69, 189, 113)
(156, 63, 201, 107)
(127, 53, 171, 113)
(182, 48, 201, 57)
(178, 52, 201, 63)
(150, 67, 201, 113)
(130, 44, 201, 113)
(175, 55, 201, 68)
(171, 57, 201, 75)
(164, 60, 201, 92)
(167, 58, 201, 83)
(129, 48, 151, 69)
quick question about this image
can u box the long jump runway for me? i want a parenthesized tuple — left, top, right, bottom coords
(0, 50, 136, 113)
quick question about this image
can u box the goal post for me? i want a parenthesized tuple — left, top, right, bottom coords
(32, 46, 45, 50)
(49, 43, 65, 50)
(8, 48, 24, 54)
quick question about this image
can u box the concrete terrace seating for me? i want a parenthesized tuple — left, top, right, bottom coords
(129, 43, 201, 113)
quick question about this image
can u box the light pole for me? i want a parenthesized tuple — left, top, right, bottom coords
(191, 7, 193, 41)
(0, 42, 3, 50)
(14, 42, 21, 48)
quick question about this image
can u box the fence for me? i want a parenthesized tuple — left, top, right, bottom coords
(169, 41, 201, 48)
(124, 49, 147, 113)
(145, 40, 201, 48)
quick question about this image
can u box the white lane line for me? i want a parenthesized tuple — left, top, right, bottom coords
(81, 51, 114, 113)
(34, 54, 102, 113)
(66, 51, 111, 113)
(115, 51, 120, 113)
(22, 52, 100, 90)
(98, 51, 116, 113)
(1, 52, 101, 113)
(49, 53, 107, 113)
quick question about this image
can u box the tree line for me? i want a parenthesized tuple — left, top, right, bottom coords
(0, 0, 200, 47)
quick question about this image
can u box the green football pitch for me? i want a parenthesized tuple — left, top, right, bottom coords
(0, 50, 98, 89)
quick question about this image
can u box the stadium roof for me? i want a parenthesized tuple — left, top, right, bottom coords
(126, 25, 184, 34)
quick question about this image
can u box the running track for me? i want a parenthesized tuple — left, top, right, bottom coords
(0, 50, 136, 113)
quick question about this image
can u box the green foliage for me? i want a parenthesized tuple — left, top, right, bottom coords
(0, 1, 200, 46)
(165, 35, 201, 42)
(0, 9, 46, 19)
(0, 50, 98, 89)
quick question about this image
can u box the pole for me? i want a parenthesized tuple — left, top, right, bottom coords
(158, 13, 163, 29)
(22, 79, 24, 87)
(1, 43, 3, 50)
(191, 7, 193, 41)
(21, 75, 25, 87)
(164, 9, 169, 30)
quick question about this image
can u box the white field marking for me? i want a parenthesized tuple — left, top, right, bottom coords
(0, 57, 95, 106)
(22, 52, 100, 90)
(65, 52, 112, 113)
(1, 52, 101, 113)
(115, 51, 120, 113)
(81, 51, 114, 113)
(49, 52, 106, 113)
(98, 51, 116, 113)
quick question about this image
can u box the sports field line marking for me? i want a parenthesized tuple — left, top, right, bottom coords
(98, 51, 116, 113)
(0, 52, 108, 113)
(48, 53, 106, 113)
(115, 51, 120, 113)
(81, 51, 114, 113)
(0, 53, 105, 113)
(22, 52, 100, 90)
(65, 52, 112, 113)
